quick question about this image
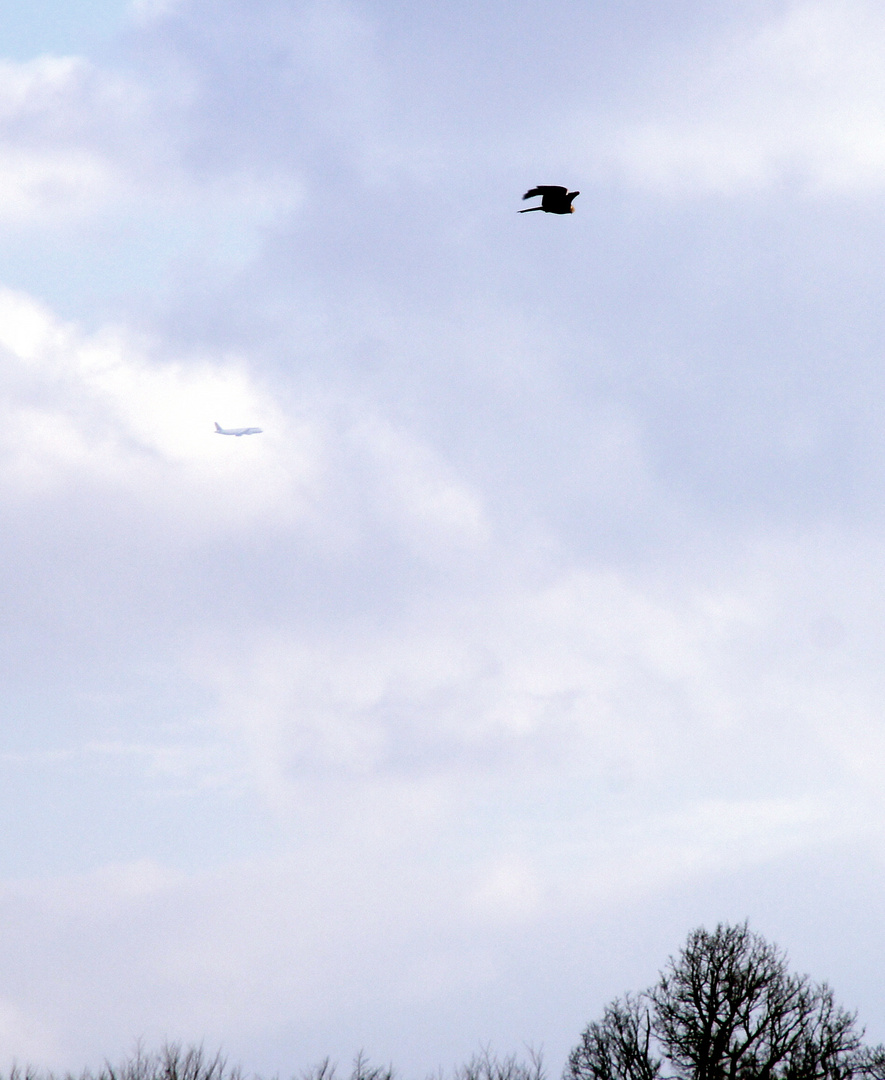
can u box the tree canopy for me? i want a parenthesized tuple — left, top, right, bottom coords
(566, 924, 885, 1080)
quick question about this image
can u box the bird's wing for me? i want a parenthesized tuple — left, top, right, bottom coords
(524, 186, 567, 198)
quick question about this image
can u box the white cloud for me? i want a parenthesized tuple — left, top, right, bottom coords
(0, 286, 494, 563)
(0, 998, 57, 1067)
(563, 796, 837, 910)
(192, 527, 885, 861)
(128, 0, 184, 24)
(0, 43, 304, 261)
(469, 857, 542, 924)
(0, 55, 89, 120)
(0, 287, 318, 532)
(0, 57, 123, 223)
(588, 0, 885, 196)
(345, 415, 490, 552)
(0, 144, 116, 223)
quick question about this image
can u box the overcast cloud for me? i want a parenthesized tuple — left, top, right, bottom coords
(1, 0, 885, 1075)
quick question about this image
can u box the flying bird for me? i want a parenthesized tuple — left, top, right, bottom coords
(519, 186, 580, 214)
(214, 421, 263, 436)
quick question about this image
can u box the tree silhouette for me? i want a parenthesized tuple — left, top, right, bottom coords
(566, 924, 885, 1080)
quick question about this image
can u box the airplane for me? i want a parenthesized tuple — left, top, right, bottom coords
(214, 421, 263, 436)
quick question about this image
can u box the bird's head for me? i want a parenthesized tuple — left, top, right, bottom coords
(570, 205, 576, 213)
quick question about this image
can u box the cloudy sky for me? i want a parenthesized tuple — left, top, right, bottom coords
(2, 0, 885, 1074)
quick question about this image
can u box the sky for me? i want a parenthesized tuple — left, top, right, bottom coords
(1, 0, 885, 1074)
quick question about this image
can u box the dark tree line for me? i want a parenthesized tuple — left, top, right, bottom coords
(566, 924, 885, 1080)
(8, 1044, 242, 1080)
(3, 1045, 543, 1080)
(4, 926, 880, 1080)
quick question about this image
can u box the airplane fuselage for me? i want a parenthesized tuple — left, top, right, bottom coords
(214, 422, 263, 436)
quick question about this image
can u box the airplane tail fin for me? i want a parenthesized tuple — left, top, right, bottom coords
(214, 422, 223, 432)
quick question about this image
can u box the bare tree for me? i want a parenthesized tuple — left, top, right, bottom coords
(653, 923, 824, 1080)
(301, 1053, 393, 1080)
(566, 923, 883, 1080)
(4, 1043, 244, 1080)
(454, 1047, 545, 1080)
(300, 1059, 338, 1080)
(566, 995, 660, 1080)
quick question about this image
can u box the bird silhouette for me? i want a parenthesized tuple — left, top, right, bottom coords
(519, 186, 580, 214)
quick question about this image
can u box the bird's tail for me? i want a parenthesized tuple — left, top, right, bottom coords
(518, 207, 543, 213)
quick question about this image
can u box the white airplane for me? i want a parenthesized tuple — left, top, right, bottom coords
(214, 421, 263, 436)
